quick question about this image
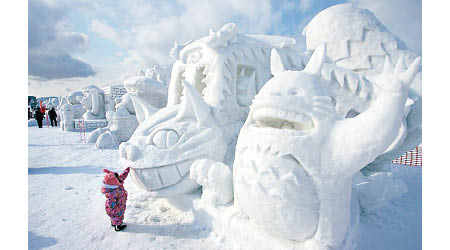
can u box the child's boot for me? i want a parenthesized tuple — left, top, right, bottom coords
(114, 224, 127, 231)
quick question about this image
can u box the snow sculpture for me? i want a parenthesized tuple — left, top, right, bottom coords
(302, 3, 421, 212)
(87, 93, 139, 148)
(190, 159, 233, 207)
(232, 44, 420, 248)
(303, 3, 422, 171)
(121, 23, 309, 197)
(89, 69, 169, 149)
(124, 69, 168, 109)
(61, 91, 85, 131)
(79, 85, 106, 120)
(120, 81, 227, 197)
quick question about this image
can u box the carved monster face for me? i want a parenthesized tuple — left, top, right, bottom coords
(233, 45, 338, 241)
(119, 81, 227, 197)
(168, 23, 306, 124)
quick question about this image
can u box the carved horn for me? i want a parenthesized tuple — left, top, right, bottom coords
(175, 80, 211, 124)
(304, 43, 326, 77)
(270, 48, 287, 76)
(130, 95, 158, 124)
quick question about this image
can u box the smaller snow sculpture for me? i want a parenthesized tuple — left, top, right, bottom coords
(88, 93, 138, 148)
(89, 68, 169, 149)
(190, 159, 233, 207)
(232, 44, 420, 249)
(79, 85, 106, 120)
(61, 91, 85, 131)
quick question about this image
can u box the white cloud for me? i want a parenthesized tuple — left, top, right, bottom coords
(90, 19, 125, 46)
(299, 0, 313, 12)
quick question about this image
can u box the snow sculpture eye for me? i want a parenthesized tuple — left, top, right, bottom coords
(152, 129, 179, 149)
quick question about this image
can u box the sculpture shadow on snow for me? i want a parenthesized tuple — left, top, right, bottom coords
(123, 223, 209, 239)
(28, 165, 104, 175)
(28, 231, 58, 250)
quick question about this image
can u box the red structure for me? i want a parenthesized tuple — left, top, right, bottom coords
(392, 146, 422, 166)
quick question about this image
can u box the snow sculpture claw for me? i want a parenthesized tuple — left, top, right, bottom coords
(190, 159, 233, 207)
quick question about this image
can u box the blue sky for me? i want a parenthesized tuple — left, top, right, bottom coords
(28, 0, 422, 97)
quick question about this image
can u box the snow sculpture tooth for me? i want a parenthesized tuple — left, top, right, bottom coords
(138, 168, 163, 190)
(336, 69, 346, 88)
(158, 165, 182, 187)
(346, 74, 359, 93)
(176, 162, 191, 177)
(359, 77, 370, 100)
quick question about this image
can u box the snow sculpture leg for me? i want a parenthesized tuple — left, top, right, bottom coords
(233, 44, 420, 249)
(190, 159, 233, 207)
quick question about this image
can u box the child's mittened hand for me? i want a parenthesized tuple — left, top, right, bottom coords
(103, 169, 112, 173)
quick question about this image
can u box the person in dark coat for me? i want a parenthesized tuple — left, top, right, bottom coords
(35, 110, 44, 128)
(49, 107, 58, 127)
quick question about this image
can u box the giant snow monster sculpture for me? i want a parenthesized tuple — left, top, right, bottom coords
(233, 45, 420, 249)
(61, 90, 85, 131)
(120, 23, 309, 197)
(88, 69, 169, 149)
(79, 85, 106, 120)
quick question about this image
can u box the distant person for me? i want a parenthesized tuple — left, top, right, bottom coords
(35, 110, 44, 128)
(49, 107, 58, 127)
(101, 167, 130, 231)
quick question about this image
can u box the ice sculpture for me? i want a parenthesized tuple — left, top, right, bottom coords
(121, 23, 308, 197)
(89, 69, 169, 148)
(79, 85, 106, 120)
(60, 90, 85, 131)
(232, 44, 420, 247)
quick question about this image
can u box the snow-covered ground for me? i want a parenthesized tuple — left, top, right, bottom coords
(28, 126, 421, 250)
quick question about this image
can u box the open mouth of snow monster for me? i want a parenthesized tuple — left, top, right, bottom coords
(250, 107, 315, 135)
(131, 159, 196, 192)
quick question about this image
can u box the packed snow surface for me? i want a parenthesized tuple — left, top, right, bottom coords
(28, 126, 421, 249)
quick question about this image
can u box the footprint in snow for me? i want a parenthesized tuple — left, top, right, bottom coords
(65, 186, 74, 190)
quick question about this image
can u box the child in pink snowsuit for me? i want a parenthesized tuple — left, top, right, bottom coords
(101, 167, 130, 231)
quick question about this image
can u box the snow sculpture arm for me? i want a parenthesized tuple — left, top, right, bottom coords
(328, 55, 421, 177)
(190, 159, 233, 207)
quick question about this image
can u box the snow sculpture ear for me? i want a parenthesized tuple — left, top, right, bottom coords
(91, 89, 100, 116)
(175, 80, 211, 124)
(270, 48, 287, 76)
(304, 43, 326, 77)
(130, 95, 158, 124)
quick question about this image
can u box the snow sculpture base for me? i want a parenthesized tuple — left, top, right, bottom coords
(74, 119, 108, 131)
(193, 195, 359, 250)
